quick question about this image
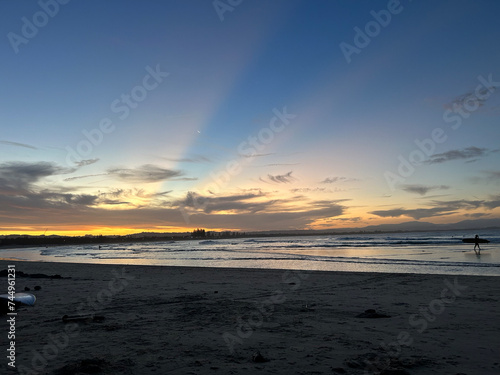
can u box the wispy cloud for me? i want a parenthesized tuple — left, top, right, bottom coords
(65, 164, 192, 183)
(260, 171, 295, 184)
(240, 152, 275, 158)
(163, 155, 211, 163)
(97, 188, 172, 206)
(321, 176, 358, 184)
(425, 147, 493, 164)
(483, 170, 500, 181)
(107, 164, 185, 183)
(401, 184, 450, 196)
(290, 187, 327, 193)
(75, 158, 100, 167)
(444, 87, 491, 113)
(0, 140, 37, 150)
(64, 173, 108, 182)
(369, 207, 453, 220)
(260, 163, 300, 167)
(370, 198, 495, 220)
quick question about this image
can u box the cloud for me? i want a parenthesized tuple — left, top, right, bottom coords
(483, 195, 500, 209)
(483, 170, 500, 181)
(290, 187, 328, 193)
(260, 171, 295, 184)
(163, 155, 211, 163)
(0, 140, 37, 150)
(369, 198, 496, 220)
(0, 161, 72, 192)
(60, 193, 99, 206)
(107, 164, 185, 183)
(64, 173, 108, 182)
(260, 163, 300, 167)
(175, 191, 346, 230)
(239, 152, 275, 158)
(75, 158, 100, 167)
(179, 192, 269, 214)
(444, 88, 491, 113)
(0, 161, 345, 232)
(464, 213, 490, 218)
(96, 188, 173, 207)
(321, 176, 358, 184)
(369, 207, 453, 220)
(425, 147, 491, 164)
(401, 184, 450, 196)
(182, 200, 345, 230)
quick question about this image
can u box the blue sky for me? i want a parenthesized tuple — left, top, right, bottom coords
(1, 0, 500, 234)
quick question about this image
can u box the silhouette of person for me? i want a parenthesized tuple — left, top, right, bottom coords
(474, 234, 481, 254)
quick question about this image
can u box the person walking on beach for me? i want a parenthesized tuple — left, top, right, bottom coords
(474, 234, 481, 254)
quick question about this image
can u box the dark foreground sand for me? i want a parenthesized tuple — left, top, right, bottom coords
(0, 260, 499, 375)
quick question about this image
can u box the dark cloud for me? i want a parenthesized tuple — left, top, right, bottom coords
(0, 161, 181, 226)
(100, 200, 130, 205)
(369, 207, 453, 220)
(334, 217, 361, 222)
(179, 192, 269, 214)
(401, 184, 449, 196)
(175, 191, 345, 230)
(0, 161, 71, 192)
(61, 194, 99, 206)
(182, 201, 345, 230)
(0, 140, 37, 149)
(370, 198, 497, 220)
(261, 171, 295, 184)
(464, 213, 490, 218)
(425, 147, 490, 164)
(107, 164, 184, 182)
(483, 195, 500, 209)
(0, 190, 100, 219)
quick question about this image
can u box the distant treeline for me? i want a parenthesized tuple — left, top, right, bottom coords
(0, 235, 178, 248)
(0, 229, 247, 248)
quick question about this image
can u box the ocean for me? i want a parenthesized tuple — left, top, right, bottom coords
(1, 230, 499, 276)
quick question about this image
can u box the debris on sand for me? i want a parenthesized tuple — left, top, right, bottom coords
(252, 351, 269, 363)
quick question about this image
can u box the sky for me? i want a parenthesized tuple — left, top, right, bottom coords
(1, 0, 500, 235)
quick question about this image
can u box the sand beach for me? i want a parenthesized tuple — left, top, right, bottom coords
(1, 260, 499, 374)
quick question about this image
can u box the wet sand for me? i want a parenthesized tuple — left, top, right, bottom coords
(1, 260, 499, 374)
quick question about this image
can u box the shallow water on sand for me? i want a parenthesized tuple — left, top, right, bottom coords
(2, 230, 499, 276)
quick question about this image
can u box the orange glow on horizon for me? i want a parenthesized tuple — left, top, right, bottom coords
(0, 225, 246, 237)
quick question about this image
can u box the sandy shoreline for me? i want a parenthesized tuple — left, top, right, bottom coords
(1, 260, 499, 374)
